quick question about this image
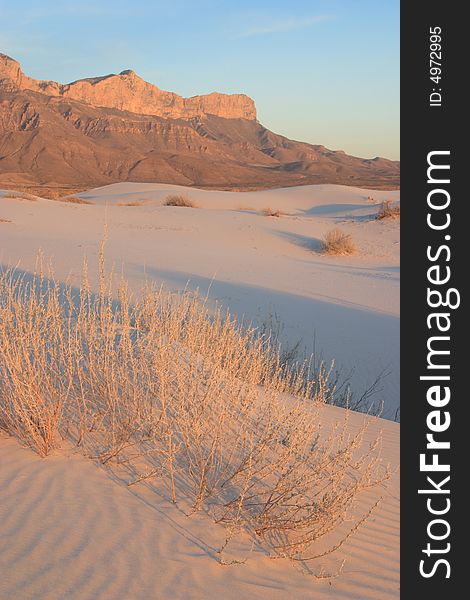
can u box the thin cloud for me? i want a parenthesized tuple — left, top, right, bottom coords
(236, 14, 334, 39)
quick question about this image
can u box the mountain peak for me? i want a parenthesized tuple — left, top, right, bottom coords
(0, 53, 21, 79)
(0, 53, 18, 64)
(0, 53, 257, 121)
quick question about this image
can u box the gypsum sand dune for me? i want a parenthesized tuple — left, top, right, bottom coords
(0, 182, 400, 419)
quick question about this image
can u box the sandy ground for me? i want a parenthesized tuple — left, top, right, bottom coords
(0, 403, 399, 600)
(0, 183, 400, 598)
(0, 183, 399, 418)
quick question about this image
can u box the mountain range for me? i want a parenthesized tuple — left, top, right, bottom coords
(0, 53, 399, 194)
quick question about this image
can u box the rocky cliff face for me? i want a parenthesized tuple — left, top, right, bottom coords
(0, 53, 399, 192)
(0, 53, 256, 120)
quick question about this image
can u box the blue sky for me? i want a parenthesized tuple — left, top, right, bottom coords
(0, 0, 399, 159)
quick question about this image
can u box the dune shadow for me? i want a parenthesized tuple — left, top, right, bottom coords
(0, 263, 121, 316)
(335, 212, 379, 222)
(275, 230, 322, 253)
(130, 263, 399, 419)
(302, 203, 372, 216)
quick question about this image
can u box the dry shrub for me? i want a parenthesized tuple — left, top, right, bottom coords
(0, 254, 386, 564)
(117, 200, 145, 207)
(2, 191, 39, 202)
(59, 196, 92, 205)
(261, 207, 283, 217)
(35, 187, 88, 200)
(0, 267, 70, 455)
(320, 228, 356, 255)
(164, 194, 196, 208)
(3, 190, 91, 204)
(376, 200, 400, 220)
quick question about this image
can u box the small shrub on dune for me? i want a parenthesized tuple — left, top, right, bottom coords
(261, 207, 283, 217)
(376, 200, 400, 220)
(60, 196, 92, 205)
(320, 228, 356, 255)
(3, 191, 39, 201)
(46, 188, 88, 200)
(164, 194, 196, 208)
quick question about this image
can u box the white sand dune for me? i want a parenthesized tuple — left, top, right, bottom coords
(0, 183, 400, 598)
(0, 403, 399, 600)
(1, 183, 399, 418)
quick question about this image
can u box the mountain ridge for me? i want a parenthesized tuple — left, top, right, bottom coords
(0, 54, 399, 193)
(0, 53, 257, 121)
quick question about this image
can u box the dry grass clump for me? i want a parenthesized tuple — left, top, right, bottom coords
(2, 191, 39, 202)
(117, 200, 145, 207)
(320, 228, 356, 256)
(38, 187, 89, 200)
(0, 254, 386, 564)
(59, 196, 92, 205)
(3, 190, 91, 204)
(261, 207, 283, 217)
(376, 200, 400, 220)
(164, 194, 196, 208)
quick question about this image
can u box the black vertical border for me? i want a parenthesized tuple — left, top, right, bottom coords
(401, 2, 463, 597)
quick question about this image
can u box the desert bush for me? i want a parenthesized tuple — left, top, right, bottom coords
(2, 191, 39, 201)
(320, 228, 356, 255)
(41, 188, 87, 200)
(164, 194, 196, 208)
(0, 268, 70, 455)
(261, 207, 283, 217)
(376, 200, 400, 220)
(0, 254, 386, 564)
(59, 196, 92, 205)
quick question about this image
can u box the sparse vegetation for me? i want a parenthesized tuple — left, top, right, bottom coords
(320, 228, 356, 255)
(117, 200, 145, 206)
(0, 252, 386, 565)
(59, 196, 92, 205)
(261, 207, 283, 217)
(164, 194, 196, 208)
(3, 191, 39, 201)
(0, 218, 12, 223)
(4, 190, 92, 204)
(376, 200, 400, 220)
(1, 185, 89, 200)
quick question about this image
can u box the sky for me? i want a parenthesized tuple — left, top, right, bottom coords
(0, 0, 399, 160)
